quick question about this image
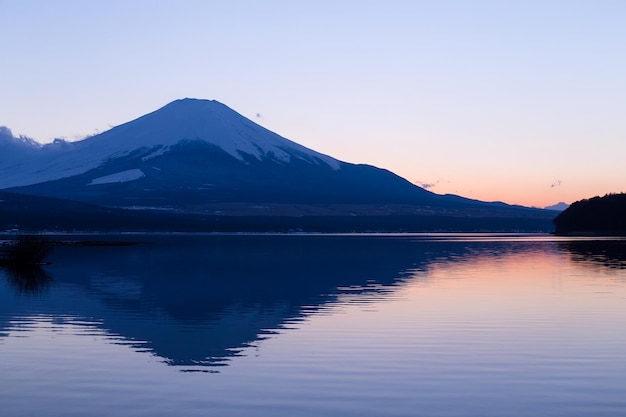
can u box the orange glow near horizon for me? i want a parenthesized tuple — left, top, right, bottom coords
(415, 179, 623, 208)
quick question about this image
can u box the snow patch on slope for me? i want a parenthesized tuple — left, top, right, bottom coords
(88, 169, 145, 186)
(141, 145, 170, 161)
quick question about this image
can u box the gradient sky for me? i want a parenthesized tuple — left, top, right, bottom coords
(1, 0, 624, 207)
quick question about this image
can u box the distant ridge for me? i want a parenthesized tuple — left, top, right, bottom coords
(544, 202, 569, 212)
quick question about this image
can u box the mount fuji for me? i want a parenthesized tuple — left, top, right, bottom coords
(0, 99, 554, 231)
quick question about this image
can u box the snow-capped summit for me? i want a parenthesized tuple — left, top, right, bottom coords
(75, 98, 341, 169)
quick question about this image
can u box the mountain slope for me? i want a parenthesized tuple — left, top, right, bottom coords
(1, 98, 554, 226)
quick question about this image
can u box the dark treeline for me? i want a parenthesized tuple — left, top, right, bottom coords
(554, 193, 626, 235)
(2, 211, 555, 233)
(0, 190, 555, 233)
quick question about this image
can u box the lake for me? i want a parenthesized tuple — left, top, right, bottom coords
(1, 234, 626, 417)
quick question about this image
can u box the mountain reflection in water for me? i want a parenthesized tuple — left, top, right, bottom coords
(3, 235, 428, 369)
(0, 234, 624, 371)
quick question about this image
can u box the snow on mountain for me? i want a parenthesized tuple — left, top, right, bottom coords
(0, 99, 341, 189)
(88, 169, 146, 186)
(69, 98, 341, 169)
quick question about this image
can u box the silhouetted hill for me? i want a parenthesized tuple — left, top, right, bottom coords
(553, 193, 626, 235)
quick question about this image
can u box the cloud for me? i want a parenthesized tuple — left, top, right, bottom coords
(415, 180, 439, 189)
(0, 126, 14, 139)
(0, 126, 39, 147)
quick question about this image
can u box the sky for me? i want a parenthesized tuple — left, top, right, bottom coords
(1, 0, 624, 208)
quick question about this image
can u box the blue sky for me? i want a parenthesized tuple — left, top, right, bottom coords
(1, 0, 624, 207)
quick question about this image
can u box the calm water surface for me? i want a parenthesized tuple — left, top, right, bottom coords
(1, 234, 626, 417)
